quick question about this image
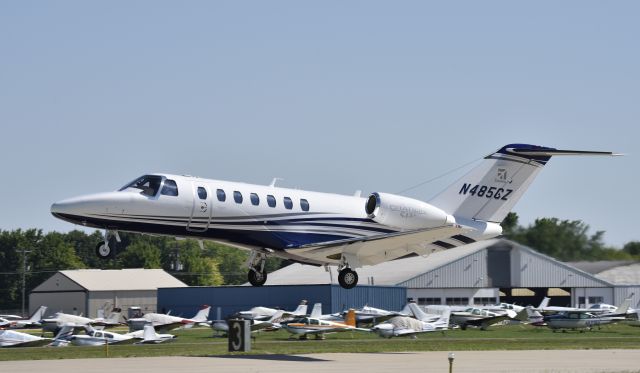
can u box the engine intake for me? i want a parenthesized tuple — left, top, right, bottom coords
(365, 192, 454, 230)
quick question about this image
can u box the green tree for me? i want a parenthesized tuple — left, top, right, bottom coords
(118, 241, 162, 268)
(623, 241, 640, 257)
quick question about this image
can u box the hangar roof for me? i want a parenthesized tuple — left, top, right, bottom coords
(566, 261, 637, 275)
(266, 238, 613, 288)
(32, 269, 187, 292)
(267, 239, 497, 286)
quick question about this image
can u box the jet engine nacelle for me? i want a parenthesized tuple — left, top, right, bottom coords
(365, 192, 455, 230)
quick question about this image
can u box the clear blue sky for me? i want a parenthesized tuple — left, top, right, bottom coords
(1, 1, 638, 247)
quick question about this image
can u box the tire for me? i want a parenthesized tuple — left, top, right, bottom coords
(248, 268, 267, 286)
(96, 241, 112, 259)
(338, 268, 358, 289)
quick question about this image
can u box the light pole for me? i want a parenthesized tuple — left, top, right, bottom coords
(448, 352, 455, 373)
(20, 248, 32, 318)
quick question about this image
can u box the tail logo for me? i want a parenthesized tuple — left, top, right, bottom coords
(496, 168, 508, 183)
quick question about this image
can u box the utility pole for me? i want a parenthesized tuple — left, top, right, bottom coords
(20, 248, 32, 318)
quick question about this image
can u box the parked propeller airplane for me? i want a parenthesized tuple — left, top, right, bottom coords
(50, 144, 618, 289)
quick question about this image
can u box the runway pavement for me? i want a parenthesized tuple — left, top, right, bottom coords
(1, 349, 639, 373)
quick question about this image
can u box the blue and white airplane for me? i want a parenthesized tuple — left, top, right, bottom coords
(50, 144, 617, 289)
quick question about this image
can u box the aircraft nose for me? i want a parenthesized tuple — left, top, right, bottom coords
(50, 192, 117, 219)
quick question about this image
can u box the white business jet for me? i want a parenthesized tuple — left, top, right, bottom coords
(50, 144, 617, 289)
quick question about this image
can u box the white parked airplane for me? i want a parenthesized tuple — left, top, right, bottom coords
(67, 325, 136, 346)
(50, 144, 618, 289)
(0, 329, 53, 348)
(235, 300, 308, 321)
(0, 306, 47, 329)
(371, 303, 451, 338)
(127, 305, 210, 332)
(132, 324, 177, 344)
(41, 308, 123, 333)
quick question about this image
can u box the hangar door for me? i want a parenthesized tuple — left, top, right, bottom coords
(487, 247, 511, 287)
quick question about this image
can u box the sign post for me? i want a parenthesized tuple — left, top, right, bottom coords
(228, 319, 251, 352)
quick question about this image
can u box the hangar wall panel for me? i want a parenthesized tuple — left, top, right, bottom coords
(158, 285, 406, 319)
(399, 250, 489, 288)
(613, 286, 640, 308)
(87, 290, 158, 318)
(31, 272, 84, 292)
(515, 249, 610, 288)
(29, 291, 86, 316)
(330, 286, 406, 312)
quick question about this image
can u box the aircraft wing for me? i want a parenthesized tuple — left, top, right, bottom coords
(465, 315, 511, 330)
(293, 224, 470, 266)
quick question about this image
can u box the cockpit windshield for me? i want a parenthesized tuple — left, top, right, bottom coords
(119, 175, 163, 196)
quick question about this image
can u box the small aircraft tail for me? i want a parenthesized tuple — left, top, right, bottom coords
(310, 303, 322, 319)
(190, 305, 211, 323)
(345, 309, 356, 327)
(407, 303, 433, 323)
(29, 306, 47, 323)
(142, 324, 158, 341)
(433, 308, 451, 329)
(616, 297, 633, 315)
(429, 144, 618, 223)
(292, 300, 308, 316)
(106, 308, 122, 324)
(538, 297, 550, 309)
(51, 323, 75, 346)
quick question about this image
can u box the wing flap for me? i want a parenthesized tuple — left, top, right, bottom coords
(293, 225, 470, 267)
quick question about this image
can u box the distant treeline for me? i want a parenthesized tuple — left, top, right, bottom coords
(0, 212, 638, 310)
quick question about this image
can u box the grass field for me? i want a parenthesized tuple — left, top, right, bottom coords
(2, 324, 640, 361)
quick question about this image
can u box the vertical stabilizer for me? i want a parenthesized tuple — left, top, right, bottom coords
(429, 144, 618, 223)
(538, 297, 550, 309)
(190, 305, 211, 322)
(292, 300, 308, 316)
(310, 303, 323, 319)
(29, 306, 47, 323)
(408, 303, 432, 323)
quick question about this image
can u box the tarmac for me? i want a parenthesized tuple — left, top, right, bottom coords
(1, 349, 639, 373)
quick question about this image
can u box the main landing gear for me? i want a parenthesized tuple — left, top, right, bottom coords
(96, 230, 121, 260)
(337, 258, 359, 289)
(247, 250, 268, 287)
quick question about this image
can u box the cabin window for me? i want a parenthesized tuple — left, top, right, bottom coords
(233, 191, 243, 204)
(216, 189, 226, 202)
(160, 179, 179, 196)
(197, 187, 207, 200)
(267, 195, 276, 208)
(250, 193, 260, 206)
(300, 199, 310, 211)
(120, 175, 163, 197)
(283, 197, 293, 210)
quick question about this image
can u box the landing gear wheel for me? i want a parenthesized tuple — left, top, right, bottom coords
(338, 268, 358, 289)
(96, 241, 113, 259)
(248, 268, 267, 286)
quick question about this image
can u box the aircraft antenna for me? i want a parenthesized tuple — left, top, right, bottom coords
(395, 157, 482, 195)
(269, 178, 283, 187)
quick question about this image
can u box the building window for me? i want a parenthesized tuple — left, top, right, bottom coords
(589, 296, 604, 304)
(473, 297, 497, 306)
(283, 197, 293, 210)
(445, 297, 469, 306)
(233, 191, 243, 204)
(216, 189, 226, 202)
(250, 193, 260, 206)
(267, 195, 276, 208)
(160, 179, 179, 196)
(417, 297, 441, 305)
(197, 187, 207, 200)
(300, 198, 310, 211)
